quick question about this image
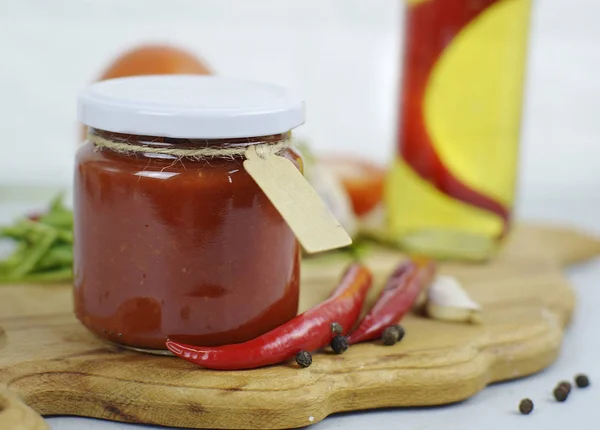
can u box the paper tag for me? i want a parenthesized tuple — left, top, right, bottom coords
(243, 146, 352, 254)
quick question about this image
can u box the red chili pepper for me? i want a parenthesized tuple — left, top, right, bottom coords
(347, 257, 435, 345)
(165, 263, 373, 370)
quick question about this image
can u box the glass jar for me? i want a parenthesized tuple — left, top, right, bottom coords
(75, 76, 305, 353)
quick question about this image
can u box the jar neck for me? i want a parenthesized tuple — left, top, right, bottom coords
(89, 128, 289, 150)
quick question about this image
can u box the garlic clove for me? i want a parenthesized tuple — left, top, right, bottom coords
(426, 302, 483, 324)
(426, 275, 482, 324)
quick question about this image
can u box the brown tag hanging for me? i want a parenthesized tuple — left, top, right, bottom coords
(243, 145, 352, 254)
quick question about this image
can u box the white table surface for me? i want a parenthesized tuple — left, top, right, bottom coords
(1, 192, 599, 430)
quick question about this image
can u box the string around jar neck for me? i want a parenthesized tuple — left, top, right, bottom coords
(87, 133, 292, 160)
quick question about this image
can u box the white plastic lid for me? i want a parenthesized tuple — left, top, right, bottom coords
(77, 75, 305, 138)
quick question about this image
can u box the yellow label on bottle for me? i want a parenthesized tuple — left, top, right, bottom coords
(423, 0, 531, 206)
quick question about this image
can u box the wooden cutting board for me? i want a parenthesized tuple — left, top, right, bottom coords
(0, 223, 599, 430)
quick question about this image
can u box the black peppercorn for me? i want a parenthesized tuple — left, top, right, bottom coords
(519, 398, 534, 415)
(557, 381, 572, 394)
(330, 335, 349, 354)
(554, 386, 569, 402)
(382, 326, 399, 345)
(331, 322, 343, 335)
(394, 324, 406, 342)
(575, 374, 590, 388)
(381, 325, 405, 346)
(295, 351, 312, 368)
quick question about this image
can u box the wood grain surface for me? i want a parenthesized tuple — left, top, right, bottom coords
(0, 223, 599, 429)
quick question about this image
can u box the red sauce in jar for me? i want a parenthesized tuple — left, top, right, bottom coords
(74, 130, 301, 351)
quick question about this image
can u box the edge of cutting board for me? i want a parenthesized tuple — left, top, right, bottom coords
(0, 222, 598, 429)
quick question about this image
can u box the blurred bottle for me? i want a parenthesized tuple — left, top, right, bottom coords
(386, 0, 532, 261)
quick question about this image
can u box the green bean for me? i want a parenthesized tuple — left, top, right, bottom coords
(0, 242, 28, 272)
(1, 220, 50, 244)
(8, 226, 58, 278)
(39, 210, 73, 230)
(0, 223, 30, 241)
(35, 244, 73, 271)
(0, 193, 74, 284)
(56, 230, 73, 244)
(48, 193, 65, 212)
(0, 267, 72, 284)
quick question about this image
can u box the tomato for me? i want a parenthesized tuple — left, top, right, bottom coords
(97, 45, 211, 80)
(80, 45, 211, 141)
(319, 156, 386, 217)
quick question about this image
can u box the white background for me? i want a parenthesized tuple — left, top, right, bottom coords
(0, 0, 599, 204)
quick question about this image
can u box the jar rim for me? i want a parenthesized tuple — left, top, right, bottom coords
(78, 75, 305, 139)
